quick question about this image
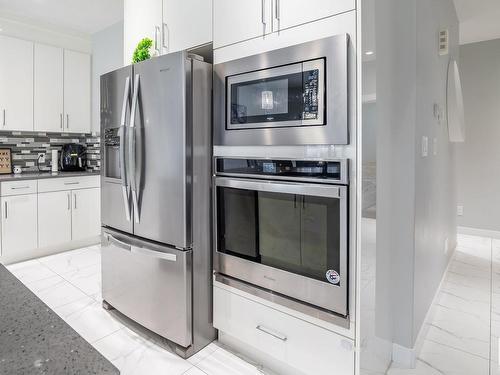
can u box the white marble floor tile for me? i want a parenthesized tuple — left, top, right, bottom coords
(60, 263, 101, 296)
(109, 336, 193, 375)
(92, 327, 150, 364)
(38, 247, 100, 274)
(61, 300, 123, 343)
(6, 259, 56, 284)
(25, 274, 89, 309)
(196, 348, 265, 375)
(185, 367, 209, 375)
(53, 295, 96, 319)
(187, 343, 220, 366)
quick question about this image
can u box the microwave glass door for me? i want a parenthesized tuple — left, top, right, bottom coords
(227, 59, 325, 130)
(216, 185, 343, 286)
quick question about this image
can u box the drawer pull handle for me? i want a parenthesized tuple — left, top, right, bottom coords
(64, 182, 80, 185)
(11, 186, 30, 190)
(256, 325, 287, 341)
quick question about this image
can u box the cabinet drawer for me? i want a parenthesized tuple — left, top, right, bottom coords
(1, 180, 37, 196)
(213, 285, 354, 374)
(38, 175, 100, 193)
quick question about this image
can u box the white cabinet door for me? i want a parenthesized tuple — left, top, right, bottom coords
(162, 0, 212, 54)
(64, 50, 91, 134)
(38, 191, 72, 248)
(274, 0, 355, 31)
(124, 0, 163, 64)
(0, 36, 33, 131)
(1, 194, 37, 257)
(71, 188, 101, 241)
(34, 44, 64, 132)
(213, 0, 272, 49)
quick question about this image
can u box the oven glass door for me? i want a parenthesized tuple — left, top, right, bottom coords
(227, 59, 325, 129)
(215, 178, 346, 290)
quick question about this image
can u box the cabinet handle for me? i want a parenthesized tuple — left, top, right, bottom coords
(11, 186, 30, 190)
(67, 193, 71, 210)
(2, 109, 5, 127)
(154, 26, 161, 54)
(275, 0, 280, 32)
(66, 114, 69, 129)
(4, 201, 7, 220)
(256, 325, 287, 341)
(64, 182, 80, 185)
(74, 193, 77, 210)
(162, 23, 168, 51)
(60, 113, 63, 129)
(261, 0, 266, 37)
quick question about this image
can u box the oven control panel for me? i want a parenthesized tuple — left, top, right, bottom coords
(215, 158, 348, 185)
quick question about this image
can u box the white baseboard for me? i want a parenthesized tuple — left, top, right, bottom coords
(458, 226, 500, 239)
(392, 241, 456, 368)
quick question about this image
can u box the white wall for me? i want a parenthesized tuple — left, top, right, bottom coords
(456, 39, 500, 232)
(91, 21, 124, 134)
(372, 0, 458, 357)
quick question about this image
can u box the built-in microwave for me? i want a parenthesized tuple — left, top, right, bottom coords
(214, 34, 349, 146)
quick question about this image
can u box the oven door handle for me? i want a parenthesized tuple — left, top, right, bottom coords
(215, 177, 344, 199)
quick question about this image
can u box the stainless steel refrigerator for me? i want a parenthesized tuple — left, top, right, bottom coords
(100, 51, 215, 358)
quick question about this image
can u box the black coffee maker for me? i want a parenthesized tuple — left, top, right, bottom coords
(59, 144, 87, 171)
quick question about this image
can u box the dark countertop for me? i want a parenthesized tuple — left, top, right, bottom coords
(0, 265, 119, 375)
(0, 171, 100, 182)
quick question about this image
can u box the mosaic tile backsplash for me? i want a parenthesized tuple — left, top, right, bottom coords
(0, 131, 101, 173)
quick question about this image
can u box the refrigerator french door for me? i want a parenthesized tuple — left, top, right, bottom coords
(100, 51, 214, 353)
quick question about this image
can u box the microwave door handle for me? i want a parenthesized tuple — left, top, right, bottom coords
(120, 76, 131, 222)
(129, 74, 140, 224)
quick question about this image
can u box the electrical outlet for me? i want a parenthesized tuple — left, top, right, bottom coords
(457, 205, 464, 216)
(38, 153, 45, 163)
(444, 237, 449, 254)
(433, 138, 438, 156)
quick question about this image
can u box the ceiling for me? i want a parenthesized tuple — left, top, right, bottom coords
(0, 0, 123, 36)
(454, 0, 500, 44)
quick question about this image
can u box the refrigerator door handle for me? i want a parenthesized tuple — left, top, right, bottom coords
(120, 76, 131, 222)
(129, 73, 140, 224)
(106, 233, 132, 251)
(131, 246, 177, 262)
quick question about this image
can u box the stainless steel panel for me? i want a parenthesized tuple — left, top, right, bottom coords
(131, 52, 189, 248)
(101, 66, 133, 233)
(213, 178, 348, 316)
(214, 34, 349, 146)
(101, 228, 192, 347)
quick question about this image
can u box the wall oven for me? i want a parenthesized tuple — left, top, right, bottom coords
(213, 157, 349, 317)
(214, 34, 349, 146)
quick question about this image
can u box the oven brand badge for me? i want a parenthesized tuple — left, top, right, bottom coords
(326, 270, 340, 285)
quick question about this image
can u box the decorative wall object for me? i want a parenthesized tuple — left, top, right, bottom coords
(0, 148, 12, 174)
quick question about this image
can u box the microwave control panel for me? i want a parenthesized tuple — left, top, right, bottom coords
(303, 69, 319, 120)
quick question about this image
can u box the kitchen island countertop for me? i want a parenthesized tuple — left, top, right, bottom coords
(0, 264, 119, 374)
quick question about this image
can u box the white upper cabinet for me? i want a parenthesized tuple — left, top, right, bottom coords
(64, 50, 91, 133)
(0, 35, 33, 131)
(214, 0, 272, 49)
(162, 0, 213, 54)
(272, 0, 355, 32)
(124, 0, 163, 64)
(34, 44, 64, 132)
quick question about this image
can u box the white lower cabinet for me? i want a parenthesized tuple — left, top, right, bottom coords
(71, 188, 101, 241)
(1, 194, 38, 258)
(0, 176, 100, 264)
(38, 191, 72, 248)
(214, 285, 355, 375)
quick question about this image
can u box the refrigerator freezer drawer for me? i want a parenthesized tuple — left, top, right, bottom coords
(101, 228, 192, 347)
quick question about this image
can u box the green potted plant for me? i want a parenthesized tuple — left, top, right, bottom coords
(132, 38, 153, 64)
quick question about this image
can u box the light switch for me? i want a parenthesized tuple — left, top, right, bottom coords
(457, 205, 464, 216)
(422, 136, 429, 157)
